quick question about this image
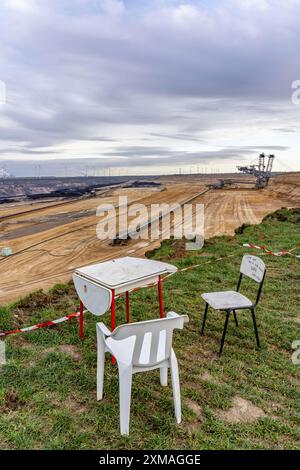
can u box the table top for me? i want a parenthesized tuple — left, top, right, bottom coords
(74, 256, 177, 290)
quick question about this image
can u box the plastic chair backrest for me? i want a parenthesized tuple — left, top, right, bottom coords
(240, 255, 266, 283)
(111, 314, 188, 367)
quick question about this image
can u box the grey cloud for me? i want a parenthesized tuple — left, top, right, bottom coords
(0, 0, 299, 171)
(2, 146, 255, 176)
(224, 145, 290, 151)
(81, 146, 255, 166)
(273, 127, 300, 134)
(149, 132, 205, 142)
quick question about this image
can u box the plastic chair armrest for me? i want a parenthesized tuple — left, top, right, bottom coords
(97, 322, 111, 337)
(167, 311, 179, 319)
(167, 311, 189, 323)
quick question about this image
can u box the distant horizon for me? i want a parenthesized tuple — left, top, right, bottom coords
(0, 169, 295, 181)
(0, 152, 295, 178)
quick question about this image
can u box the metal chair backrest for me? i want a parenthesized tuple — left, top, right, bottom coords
(237, 255, 266, 306)
(240, 255, 266, 283)
(111, 313, 188, 367)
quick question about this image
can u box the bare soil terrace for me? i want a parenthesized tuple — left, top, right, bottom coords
(0, 173, 299, 304)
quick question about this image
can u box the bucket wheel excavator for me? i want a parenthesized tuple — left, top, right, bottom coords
(207, 153, 275, 190)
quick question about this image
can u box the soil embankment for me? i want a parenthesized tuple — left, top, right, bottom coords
(267, 173, 300, 203)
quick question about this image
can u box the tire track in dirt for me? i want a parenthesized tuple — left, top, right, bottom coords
(242, 196, 260, 225)
(0, 185, 201, 302)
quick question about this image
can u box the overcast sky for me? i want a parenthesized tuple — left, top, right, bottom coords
(0, 0, 299, 177)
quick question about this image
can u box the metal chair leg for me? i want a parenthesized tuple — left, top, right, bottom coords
(219, 311, 230, 356)
(233, 310, 238, 327)
(251, 309, 260, 348)
(201, 303, 209, 336)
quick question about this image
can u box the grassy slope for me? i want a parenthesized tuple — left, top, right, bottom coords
(0, 208, 299, 450)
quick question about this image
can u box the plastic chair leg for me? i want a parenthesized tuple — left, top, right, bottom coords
(96, 330, 105, 401)
(160, 367, 168, 386)
(118, 364, 133, 436)
(170, 349, 181, 424)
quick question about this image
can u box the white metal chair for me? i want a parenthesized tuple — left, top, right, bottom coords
(200, 255, 266, 355)
(96, 312, 189, 435)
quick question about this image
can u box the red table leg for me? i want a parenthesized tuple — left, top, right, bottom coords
(158, 275, 164, 318)
(111, 289, 116, 364)
(79, 301, 84, 338)
(126, 291, 130, 323)
(111, 289, 116, 331)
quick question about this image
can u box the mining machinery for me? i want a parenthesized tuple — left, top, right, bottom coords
(237, 153, 275, 189)
(207, 153, 275, 190)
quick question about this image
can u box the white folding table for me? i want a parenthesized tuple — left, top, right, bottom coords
(73, 257, 177, 341)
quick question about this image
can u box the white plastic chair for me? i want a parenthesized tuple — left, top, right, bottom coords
(96, 312, 189, 435)
(201, 255, 266, 355)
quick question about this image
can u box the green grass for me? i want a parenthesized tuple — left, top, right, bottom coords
(0, 208, 300, 450)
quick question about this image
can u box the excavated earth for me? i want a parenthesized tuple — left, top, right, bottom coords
(0, 173, 299, 304)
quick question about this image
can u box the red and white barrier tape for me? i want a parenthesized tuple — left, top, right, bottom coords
(243, 243, 300, 258)
(116, 253, 237, 298)
(4, 244, 295, 339)
(0, 310, 87, 338)
(165, 254, 237, 277)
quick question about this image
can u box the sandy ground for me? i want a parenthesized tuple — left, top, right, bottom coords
(0, 174, 299, 304)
